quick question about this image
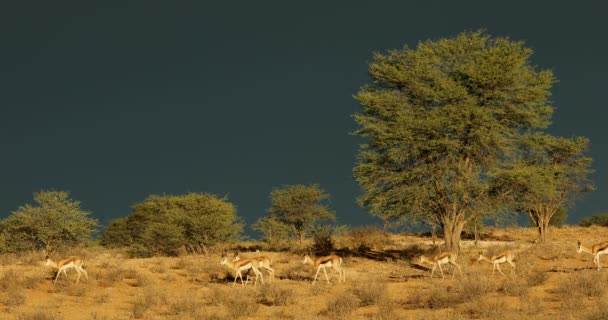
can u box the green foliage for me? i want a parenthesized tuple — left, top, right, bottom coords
(0, 191, 97, 253)
(267, 184, 335, 244)
(549, 207, 568, 227)
(252, 216, 295, 250)
(580, 214, 608, 227)
(493, 134, 593, 242)
(99, 217, 131, 248)
(100, 193, 243, 257)
(353, 30, 587, 249)
(311, 225, 335, 256)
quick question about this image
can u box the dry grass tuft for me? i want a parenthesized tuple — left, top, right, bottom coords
(17, 311, 63, 320)
(257, 283, 295, 306)
(323, 292, 359, 320)
(350, 281, 388, 306)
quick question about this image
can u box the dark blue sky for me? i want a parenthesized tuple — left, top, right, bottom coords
(1, 1, 607, 231)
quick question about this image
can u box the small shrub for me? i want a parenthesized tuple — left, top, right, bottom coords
(257, 284, 295, 306)
(226, 294, 259, 318)
(0, 269, 22, 291)
(579, 214, 608, 227)
(2, 287, 27, 306)
(458, 272, 494, 302)
(586, 300, 608, 320)
(169, 294, 199, 315)
(95, 291, 112, 304)
(351, 281, 388, 306)
(323, 292, 359, 320)
(525, 271, 548, 287)
(555, 272, 606, 298)
(349, 226, 389, 252)
(17, 312, 63, 320)
(461, 300, 507, 319)
(208, 286, 230, 306)
(497, 276, 528, 297)
(65, 284, 87, 297)
(312, 225, 334, 256)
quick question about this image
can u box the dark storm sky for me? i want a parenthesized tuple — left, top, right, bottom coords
(1, 1, 607, 232)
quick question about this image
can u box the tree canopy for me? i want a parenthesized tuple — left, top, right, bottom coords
(0, 191, 97, 253)
(353, 31, 589, 249)
(266, 184, 334, 245)
(101, 192, 243, 257)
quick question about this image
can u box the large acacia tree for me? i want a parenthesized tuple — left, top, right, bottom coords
(354, 31, 555, 251)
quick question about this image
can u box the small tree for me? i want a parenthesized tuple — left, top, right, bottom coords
(580, 214, 608, 227)
(99, 217, 131, 248)
(268, 184, 335, 245)
(493, 135, 593, 243)
(0, 191, 97, 253)
(252, 216, 295, 250)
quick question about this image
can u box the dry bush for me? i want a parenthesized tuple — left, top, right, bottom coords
(89, 312, 111, 320)
(226, 293, 259, 318)
(555, 272, 607, 298)
(517, 296, 543, 317)
(128, 285, 165, 317)
(497, 275, 528, 297)
(1, 286, 27, 307)
(208, 285, 231, 306)
(64, 283, 87, 297)
(0, 253, 19, 265)
(350, 281, 388, 306)
(375, 296, 397, 320)
(149, 261, 166, 273)
(457, 272, 495, 302)
(257, 283, 295, 306)
(283, 265, 309, 282)
(0, 269, 23, 291)
(323, 292, 359, 320)
(349, 226, 390, 251)
(94, 290, 112, 304)
(129, 273, 151, 287)
(168, 293, 199, 315)
(585, 299, 608, 320)
(17, 312, 63, 320)
(96, 268, 126, 287)
(460, 299, 508, 319)
(132, 301, 148, 319)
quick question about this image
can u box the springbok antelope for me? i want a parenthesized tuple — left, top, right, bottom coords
(302, 254, 345, 285)
(577, 240, 608, 270)
(44, 256, 89, 285)
(477, 250, 516, 276)
(233, 251, 275, 284)
(419, 251, 463, 279)
(219, 254, 264, 287)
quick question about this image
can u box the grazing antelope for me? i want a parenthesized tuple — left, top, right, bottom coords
(477, 250, 516, 276)
(302, 254, 345, 285)
(233, 252, 275, 284)
(419, 251, 463, 279)
(219, 254, 264, 287)
(44, 256, 89, 285)
(577, 240, 608, 270)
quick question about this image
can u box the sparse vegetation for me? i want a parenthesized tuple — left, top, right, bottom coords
(0, 227, 605, 319)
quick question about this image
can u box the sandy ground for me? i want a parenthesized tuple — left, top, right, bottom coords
(1, 226, 607, 320)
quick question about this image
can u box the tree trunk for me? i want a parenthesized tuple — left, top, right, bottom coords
(537, 215, 550, 244)
(431, 223, 437, 247)
(443, 219, 465, 253)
